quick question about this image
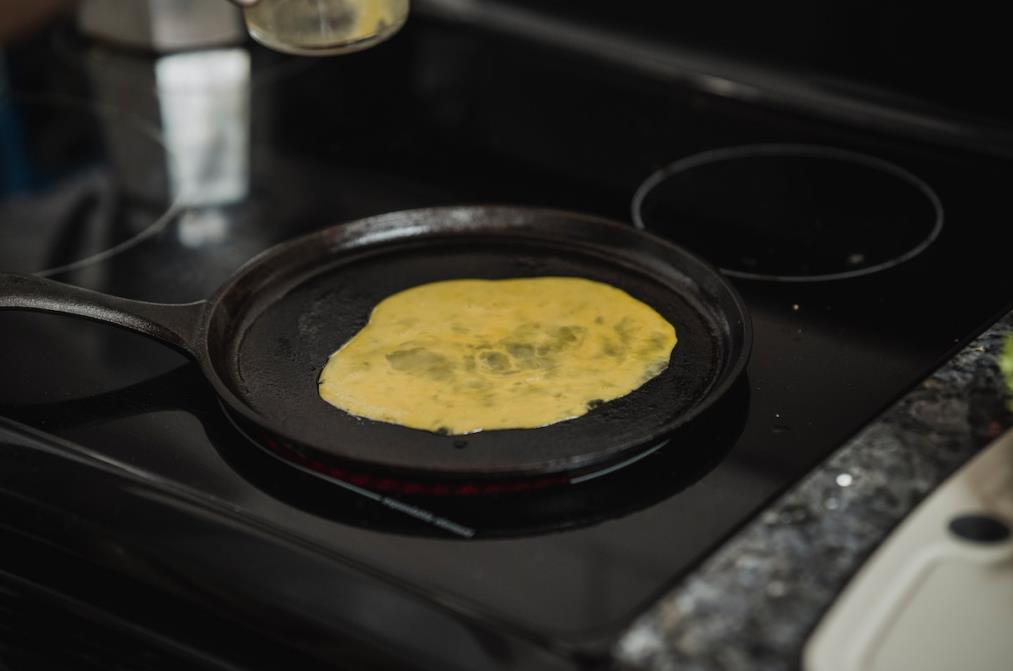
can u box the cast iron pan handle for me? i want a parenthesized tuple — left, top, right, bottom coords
(0, 272, 205, 357)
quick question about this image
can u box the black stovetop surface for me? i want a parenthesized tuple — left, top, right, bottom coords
(2, 11, 1013, 671)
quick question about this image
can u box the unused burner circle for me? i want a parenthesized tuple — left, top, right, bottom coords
(0, 96, 180, 277)
(632, 144, 944, 281)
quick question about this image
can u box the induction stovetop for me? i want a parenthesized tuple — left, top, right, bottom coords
(2, 11, 1012, 670)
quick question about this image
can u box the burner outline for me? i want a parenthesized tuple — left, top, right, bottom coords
(0, 94, 183, 278)
(632, 143, 945, 282)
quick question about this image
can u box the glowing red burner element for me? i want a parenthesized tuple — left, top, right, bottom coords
(256, 431, 571, 497)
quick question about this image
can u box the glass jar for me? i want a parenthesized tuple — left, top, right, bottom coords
(244, 0, 409, 56)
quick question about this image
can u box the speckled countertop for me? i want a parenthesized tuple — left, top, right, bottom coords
(615, 308, 1013, 671)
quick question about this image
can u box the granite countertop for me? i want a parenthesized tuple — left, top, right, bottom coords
(615, 308, 1013, 671)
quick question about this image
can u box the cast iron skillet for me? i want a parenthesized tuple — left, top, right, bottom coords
(0, 206, 751, 484)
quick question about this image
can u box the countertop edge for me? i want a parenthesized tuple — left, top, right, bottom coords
(615, 307, 1013, 671)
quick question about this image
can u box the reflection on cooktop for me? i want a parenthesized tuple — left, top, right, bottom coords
(0, 97, 178, 276)
(50, 22, 317, 97)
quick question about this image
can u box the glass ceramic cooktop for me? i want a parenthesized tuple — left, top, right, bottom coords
(2, 11, 1012, 670)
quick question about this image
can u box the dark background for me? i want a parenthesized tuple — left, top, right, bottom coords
(499, 0, 1011, 121)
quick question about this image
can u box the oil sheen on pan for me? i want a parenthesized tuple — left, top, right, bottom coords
(317, 277, 678, 435)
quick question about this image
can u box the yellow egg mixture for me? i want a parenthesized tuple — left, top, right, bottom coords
(318, 277, 678, 435)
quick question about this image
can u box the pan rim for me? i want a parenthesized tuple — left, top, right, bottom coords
(197, 206, 753, 479)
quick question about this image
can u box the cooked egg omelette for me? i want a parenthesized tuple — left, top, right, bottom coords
(318, 277, 677, 435)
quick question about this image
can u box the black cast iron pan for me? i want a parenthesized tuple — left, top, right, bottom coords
(0, 206, 751, 487)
